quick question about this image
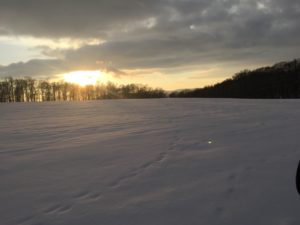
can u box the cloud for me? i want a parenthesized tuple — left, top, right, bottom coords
(0, 0, 300, 79)
(0, 59, 67, 78)
(0, 0, 162, 38)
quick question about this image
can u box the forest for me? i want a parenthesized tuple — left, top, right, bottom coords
(0, 78, 166, 102)
(170, 59, 300, 99)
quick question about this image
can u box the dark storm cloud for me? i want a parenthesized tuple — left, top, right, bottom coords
(0, 0, 300, 78)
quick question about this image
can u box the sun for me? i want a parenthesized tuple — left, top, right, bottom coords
(63, 70, 105, 86)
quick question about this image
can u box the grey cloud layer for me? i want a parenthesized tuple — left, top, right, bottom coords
(0, 0, 161, 38)
(0, 0, 300, 77)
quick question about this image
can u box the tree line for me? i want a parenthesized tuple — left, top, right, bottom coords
(2, 59, 300, 102)
(0, 78, 166, 102)
(170, 59, 300, 99)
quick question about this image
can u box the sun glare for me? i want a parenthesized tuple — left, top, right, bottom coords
(63, 70, 105, 86)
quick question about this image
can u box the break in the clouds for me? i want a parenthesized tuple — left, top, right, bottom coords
(0, 0, 300, 88)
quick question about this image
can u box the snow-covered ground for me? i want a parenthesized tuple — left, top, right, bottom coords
(1, 99, 300, 225)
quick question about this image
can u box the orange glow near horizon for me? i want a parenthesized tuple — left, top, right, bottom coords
(63, 70, 107, 86)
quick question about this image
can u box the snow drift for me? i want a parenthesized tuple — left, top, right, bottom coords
(0, 99, 300, 225)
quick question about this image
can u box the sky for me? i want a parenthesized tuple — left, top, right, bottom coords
(0, 0, 299, 90)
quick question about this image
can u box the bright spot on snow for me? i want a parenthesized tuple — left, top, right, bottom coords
(257, 2, 267, 10)
(190, 25, 196, 30)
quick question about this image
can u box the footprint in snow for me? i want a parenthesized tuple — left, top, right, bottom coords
(226, 187, 235, 195)
(227, 173, 237, 181)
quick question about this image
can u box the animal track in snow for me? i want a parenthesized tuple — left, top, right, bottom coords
(74, 191, 102, 202)
(43, 204, 73, 215)
(57, 205, 73, 214)
(109, 151, 172, 188)
(43, 204, 62, 214)
(108, 123, 183, 189)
